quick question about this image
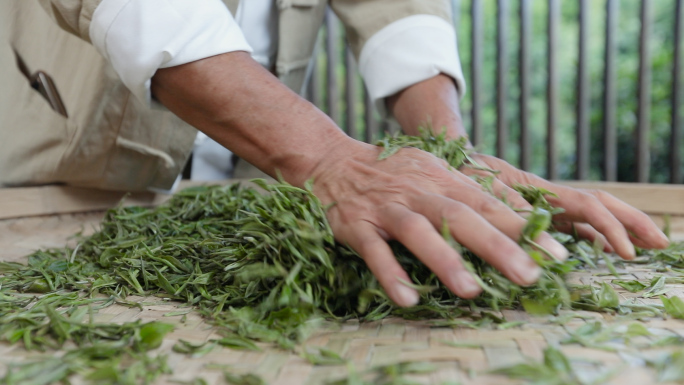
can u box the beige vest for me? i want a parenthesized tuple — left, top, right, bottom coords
(0, 0, 450, 191)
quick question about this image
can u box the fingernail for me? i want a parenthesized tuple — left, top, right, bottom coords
(513, 261, 542, 286)
(393, 283, 419, 307)
(537, 234, 569, 261)
(659, 231, 670, 245)
(624, 245, 637, 260)
(455, 270, 481, 297)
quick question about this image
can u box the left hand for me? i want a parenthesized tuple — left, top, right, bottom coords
(460, 153, 671, 260)
(388, 73, 668, 260)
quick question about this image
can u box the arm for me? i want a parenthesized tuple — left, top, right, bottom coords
(387, 73, 467, 141)
(151, 52, 343, 188)
(386, 73, 670, 258)
(151, 52, 566, 307)
(331, 0, 666, 255)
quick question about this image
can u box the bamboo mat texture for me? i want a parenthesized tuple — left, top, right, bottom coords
(1, 211, 684, 385)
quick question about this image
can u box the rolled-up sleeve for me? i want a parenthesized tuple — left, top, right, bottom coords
(358, 14, 466, 118)
(89, 0, 253, 105)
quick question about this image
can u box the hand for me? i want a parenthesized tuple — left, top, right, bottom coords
(384, 73, 669, 262)
(309, 140, 570, 307)
(460, 153, 671, 259)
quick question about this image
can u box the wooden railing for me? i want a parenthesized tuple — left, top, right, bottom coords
(306, 0, 683, 184)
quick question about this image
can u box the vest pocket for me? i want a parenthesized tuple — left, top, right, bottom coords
(12, 49, 69, 118)
(0, 51, 70, 186)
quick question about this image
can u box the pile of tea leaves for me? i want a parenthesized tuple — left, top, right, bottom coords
(1, 130, 684, 384)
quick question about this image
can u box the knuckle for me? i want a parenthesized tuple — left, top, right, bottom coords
(509, 191, 533, 209)
(477, 197, 506, 217)
(439, 202, 469, 224)
(585, 188, 617, 204)
(395, 213, 422, 235)
(353, 238, 377, 258)
(629, 220, 649, 236)
(579, 192, 603, 210)
(587, 189, 606, 200)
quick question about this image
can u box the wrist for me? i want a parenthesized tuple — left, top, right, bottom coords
(306, 138, 382, 202)
(272, 121, 357, 188)
(386, 74, 472, 147)
(152, 52, 356, 188)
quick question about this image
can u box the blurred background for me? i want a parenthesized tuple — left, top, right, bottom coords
(305, 0, 683, 184)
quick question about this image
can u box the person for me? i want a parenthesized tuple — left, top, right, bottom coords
(0, 0, 669, 307)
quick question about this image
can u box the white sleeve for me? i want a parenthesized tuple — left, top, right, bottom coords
(358, 14, 466, 119)
(90, 0, 253, 105)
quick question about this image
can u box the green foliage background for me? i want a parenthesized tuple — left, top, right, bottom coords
(311, 0, 683, 183)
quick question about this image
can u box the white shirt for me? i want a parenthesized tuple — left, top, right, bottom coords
(89, 0, 466, 110)
(89, 0, 466, 182)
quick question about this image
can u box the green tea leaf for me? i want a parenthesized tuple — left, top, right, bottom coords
(597, 282, 620, 308)
(612, 279, 647, 293)
(137, 322, 174, 351)
(302, 347, 347, 366)
(661, 296, 684, 319)
(643, 276, 669, 298)
(224, 372, 267, 385)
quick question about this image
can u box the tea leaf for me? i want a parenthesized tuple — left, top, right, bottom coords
(643, 276, 669, 298)
(661, 295, 684, 319)
(302, 347, 347, 366)
(137, 322, 174, 351)
(597, 282, 620, 308)
(224, 372, 267, 385)
(612, 279, 647, 293)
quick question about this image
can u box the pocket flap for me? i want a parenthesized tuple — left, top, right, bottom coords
(277, 0, 319, 10)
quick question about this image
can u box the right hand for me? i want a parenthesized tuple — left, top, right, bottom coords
(309, 139, 569, 307)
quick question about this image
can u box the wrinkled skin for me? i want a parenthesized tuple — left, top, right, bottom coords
(464, 154, 669, 255)
(308, 141, 669, 306)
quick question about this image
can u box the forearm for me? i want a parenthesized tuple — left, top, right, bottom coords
(386, 74, 469, 145)
(151, 51, 352, 187)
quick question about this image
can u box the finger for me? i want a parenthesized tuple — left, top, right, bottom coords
(584, 189, 669, 249)
(381, 203, 482, 298)
(509, 175, 639, 260)
(553, 222, 614, 253)
(629, 234, 655, 250)
(343, 222, 419, 307)
(490, 179, 534, 211)
(443, 174, 568, 261)
(406, 195, 542, 286)
(460, 168, 533, 211)
(550, 192, 635, 259)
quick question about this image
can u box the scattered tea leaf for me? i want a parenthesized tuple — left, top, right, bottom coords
(661, 295, 684, 319)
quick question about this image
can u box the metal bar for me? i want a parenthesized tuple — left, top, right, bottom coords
(603, 0, 619, 181)
(344, 45, 357, 139)
(470, 0, 483, 146)
(496, 0, 509, 159)
(576, 0, 590, 180)
(672, 0, 683, 184)
(636, 0, 652, 183)
(325, 9, 340, 125)
(363, 88, 377, 143)
(519, 0, 531, 171)
(547, 0, 559, 180)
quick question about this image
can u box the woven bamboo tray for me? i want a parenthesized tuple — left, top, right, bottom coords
(1, 182, 683, 385)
